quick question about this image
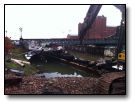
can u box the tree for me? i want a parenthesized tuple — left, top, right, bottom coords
(5, 36, 14, 55)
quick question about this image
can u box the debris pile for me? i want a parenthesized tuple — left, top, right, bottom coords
(5, 74, 99, 94)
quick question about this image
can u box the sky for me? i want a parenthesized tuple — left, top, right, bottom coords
(5, 5, 122, 40)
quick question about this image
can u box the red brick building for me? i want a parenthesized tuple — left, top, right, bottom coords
(78, 15, 117, 39)
(67, 34, 78, 39)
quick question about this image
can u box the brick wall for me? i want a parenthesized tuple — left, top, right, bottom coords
(67, 34, 78, 39)
(79, 16, 116, 39)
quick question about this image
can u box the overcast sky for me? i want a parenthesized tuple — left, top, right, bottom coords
(5, 5, 122, 40)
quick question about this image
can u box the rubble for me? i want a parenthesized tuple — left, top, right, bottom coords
(5, 71, 125, 94)
(5, 74, 99, 94)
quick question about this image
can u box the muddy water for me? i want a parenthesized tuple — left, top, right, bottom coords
(35, 62, 96, 78)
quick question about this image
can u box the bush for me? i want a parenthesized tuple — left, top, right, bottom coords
(5, 36, 14, 55)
